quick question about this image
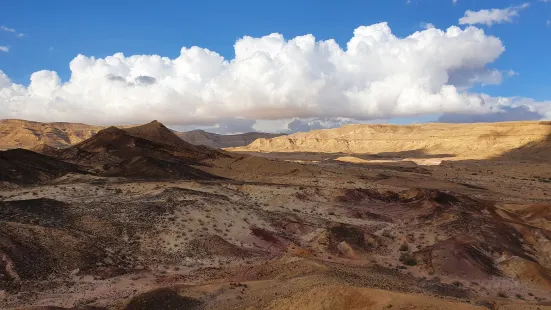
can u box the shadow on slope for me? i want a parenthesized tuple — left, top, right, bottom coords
(232, 149, 455, 162)
(356, 149, 455, 159)
(57, 121, 229, 180)
(122, 288, 202, 310)
(0, 149, 84, 184)
(491, 121, 551, 162)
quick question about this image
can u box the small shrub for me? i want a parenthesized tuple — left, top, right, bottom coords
(399, 243, 409, 251)
(399, 253, 417, 266)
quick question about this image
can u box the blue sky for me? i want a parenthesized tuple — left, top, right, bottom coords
(0, 0, 550, 132)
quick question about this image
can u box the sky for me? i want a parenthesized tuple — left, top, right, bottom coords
(0, 0, 550, 133)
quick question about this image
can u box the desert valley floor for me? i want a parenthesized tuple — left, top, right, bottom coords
(1, 120, 551, 309)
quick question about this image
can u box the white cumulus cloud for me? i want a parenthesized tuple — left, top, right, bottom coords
(0, 46, 9, 52)
(459, 3, 530, 26)
(0, 22, 548, 130)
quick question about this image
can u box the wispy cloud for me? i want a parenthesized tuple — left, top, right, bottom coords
(459, 3, 530, 26)
(1, 25, 25, 37)
(507, 70, 519, 77)
(0, 26, 15, 33)
(0, 46, 9, 52)
(420, 22, 435, 29)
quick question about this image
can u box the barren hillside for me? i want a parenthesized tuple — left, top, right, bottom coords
(177, 129, 284, 148)
(0, 119, 279, 150)
(56, 121, 227, 179)
(229, 121, 551, 160)
(0, 119, 103, 149)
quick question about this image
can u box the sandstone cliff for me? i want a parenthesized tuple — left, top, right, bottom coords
(0, 119, 103, 149)
(229, 121, 551, 160)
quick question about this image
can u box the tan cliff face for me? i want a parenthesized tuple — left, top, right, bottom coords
(229, 121, 551, 161)
(0, 119, 281, 150)
(0, 119, 104, 149)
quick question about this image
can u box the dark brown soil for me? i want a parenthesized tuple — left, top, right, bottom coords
(0, 148, 83, 184)
(0, 198, 70, 227)
(415, 238, 503, 280)
(122, 288, 202, 310)
(329, 224, 367, 249)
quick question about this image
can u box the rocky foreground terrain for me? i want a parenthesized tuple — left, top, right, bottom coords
(1, 120, 551, 309)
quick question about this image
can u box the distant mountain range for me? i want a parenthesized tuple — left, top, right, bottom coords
(177, 129, 282, 149)
(0, 119, 284, 150)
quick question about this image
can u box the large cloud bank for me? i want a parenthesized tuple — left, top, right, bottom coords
(0, 22, 548, 132)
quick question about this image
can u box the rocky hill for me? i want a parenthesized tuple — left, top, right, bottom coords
(0, 119, 280, 150)
(0, 120, 229, 184)
(177, 130, 284, 148)
(57, 121, 226, 179)
(230, 121, 551, 160)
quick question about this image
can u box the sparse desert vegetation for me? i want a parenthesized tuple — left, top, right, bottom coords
(0, 121, 551, 309)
